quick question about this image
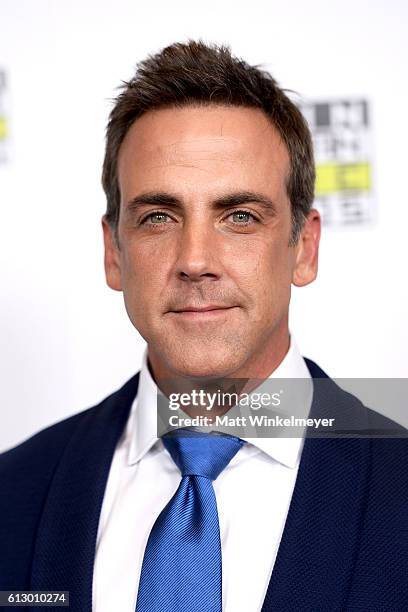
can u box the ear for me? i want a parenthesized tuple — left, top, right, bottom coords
(292, 208, 321, 287)
(102, 215, 122, 291)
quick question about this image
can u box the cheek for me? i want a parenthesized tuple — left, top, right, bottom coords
(120, 243, 165, 313)
(227, 239, 293, 314)
(229, 236, 292, 285)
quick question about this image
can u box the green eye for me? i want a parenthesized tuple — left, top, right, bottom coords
(144, 212, 170, 224)
(230, 210, 255, 224)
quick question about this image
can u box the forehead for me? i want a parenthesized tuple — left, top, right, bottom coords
(117, 105, 290, 198)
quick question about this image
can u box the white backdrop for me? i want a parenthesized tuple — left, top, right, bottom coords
(1, 0, 407, 452)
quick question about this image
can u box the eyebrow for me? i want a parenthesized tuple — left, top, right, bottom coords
(125, 191, 278, 215)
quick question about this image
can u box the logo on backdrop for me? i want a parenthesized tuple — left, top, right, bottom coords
(0, 70, 9, 165)
(301, 99, 374, 227)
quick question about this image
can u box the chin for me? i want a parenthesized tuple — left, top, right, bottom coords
(161, 344, 246, 380)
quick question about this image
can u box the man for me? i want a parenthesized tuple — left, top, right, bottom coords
(0, 41, 407, 612)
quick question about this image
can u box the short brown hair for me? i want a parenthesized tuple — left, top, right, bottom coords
(102, 40, 315, 246)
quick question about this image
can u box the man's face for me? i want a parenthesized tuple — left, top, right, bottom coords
(103, 105, 320, 380)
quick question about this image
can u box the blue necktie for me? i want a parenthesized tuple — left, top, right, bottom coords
(135, 428, 246, 612)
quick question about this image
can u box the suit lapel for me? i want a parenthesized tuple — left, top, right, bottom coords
(30, 373, 139, 612)
(261, 359, 371, 611)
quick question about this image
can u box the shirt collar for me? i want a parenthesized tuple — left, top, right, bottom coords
(127, 335, 313, 469)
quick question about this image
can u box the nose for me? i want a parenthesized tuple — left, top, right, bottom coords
(175, 220, 220, 282)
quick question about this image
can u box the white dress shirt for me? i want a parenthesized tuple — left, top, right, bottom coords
(92, 336, 313, 612)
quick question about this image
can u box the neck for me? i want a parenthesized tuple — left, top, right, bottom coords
(146, 329, 291, 420)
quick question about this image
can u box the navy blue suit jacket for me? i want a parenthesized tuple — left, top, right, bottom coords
(1, 359, 407, 611)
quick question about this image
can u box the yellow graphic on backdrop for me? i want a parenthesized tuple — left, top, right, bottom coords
(316, 162, 371, 195)
(0, 116, 7, 140)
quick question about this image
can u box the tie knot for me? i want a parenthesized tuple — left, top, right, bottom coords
(162, 428, 246, 480)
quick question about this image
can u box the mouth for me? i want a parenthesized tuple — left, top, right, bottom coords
(168, 305, 238, 320)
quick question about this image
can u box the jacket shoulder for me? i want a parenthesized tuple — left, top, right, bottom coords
(0, 372, 141, 509)
(304, 356, 408, 436)
(1, 402, 95, 475)
(0, 372, 140, 474)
